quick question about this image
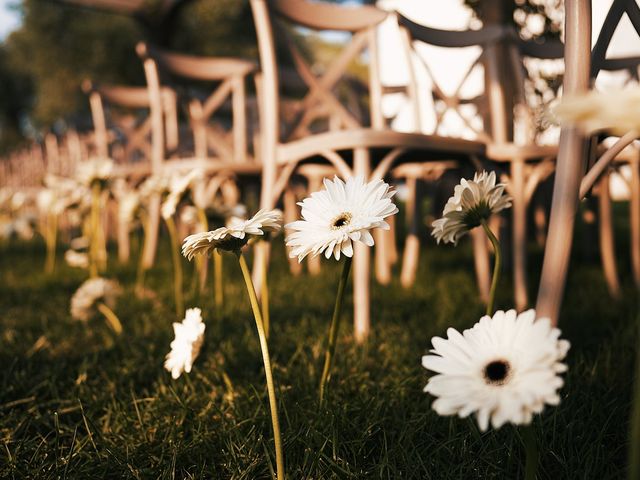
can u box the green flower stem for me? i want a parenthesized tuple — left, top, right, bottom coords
(195, 208, 210, 296)
(521, 424, 538, 480)
(44, 212, 57, 274)
(319, 256, 352, 405)
(629, 313, 640, 480)
(213, 251, 223, 310)
(261, 242, 270, 339)
(135, 212, 149, 296)
(97, 302, 122, 335)
(89, 183, 101, 278)
(165, 216, 184, 316)
(236, 251, 285, 480)
(481, 219, 501, 317)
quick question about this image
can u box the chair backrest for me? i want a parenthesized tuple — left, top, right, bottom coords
(397, 13, 511, 144)
(251, 0, 389, 147)
(136, 42, 257, 164)
(82, 80, 177, 173)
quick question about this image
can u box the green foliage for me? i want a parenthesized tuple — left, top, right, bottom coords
(0, 225, 637, 478)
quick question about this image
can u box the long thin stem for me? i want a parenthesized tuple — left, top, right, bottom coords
(481, 219, 501, 316)
(236, 251, 285, 480)
(196, 208, 209, 296)
(97, 302, 122, 335)
(629, 312, 640, 480)
(214, 251, 223, 310)
(319, 256, 352, 405)
(165, 216, 184, 316)
(135, 211, 149, 296)
(89, 183, 101, 278)
(521, 424, 538, 480)
(44, 212, 57, 274)
(261, 242, 270, 339)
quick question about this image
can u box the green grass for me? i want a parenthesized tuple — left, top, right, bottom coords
(0, 229, 637, 479)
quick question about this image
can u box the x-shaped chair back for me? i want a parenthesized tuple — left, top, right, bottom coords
(136, 42, 257, 165)
(83, 80, 177, 177)
(266, 0, 388, 142)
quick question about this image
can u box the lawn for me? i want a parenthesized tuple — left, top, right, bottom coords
(0, 223, 637, 479)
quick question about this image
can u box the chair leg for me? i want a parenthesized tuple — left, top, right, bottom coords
(400, 176, 420, 288)
(142, 193, 161, 269)
(388, 214, 399, 265)
(306, 174, 323, 275)
(631, 158, 640, 288)
(597, 173, 621, 298)
(374, 228, 392, 285)
(511, 159, 528, 310)
(353, 147, 371, 343)
(471, 228, 491, 303)
(283, 187, 303, 276)
(533, 204, 547, 247)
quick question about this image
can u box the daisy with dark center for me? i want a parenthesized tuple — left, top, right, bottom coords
(181, 208, 285, 480)
(285, 175, 398, 403)
(423, 309, 570, 480)
(432, 171, 511, 314)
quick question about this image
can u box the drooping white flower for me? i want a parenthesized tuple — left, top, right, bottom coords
(161, 169, 202, 219)
(554, 87, 640, 135)
(285, 175, 398, 262)
(70, 277, 122, 321)
(431, 171, 511, 245)
(118, 192, 140, 224)
(76, 157, 114, 186)
(65, 249, 89, 269)
(164, 307, 206, 379)
(422, 309, 570, 431)
(181, 209, 283, 260)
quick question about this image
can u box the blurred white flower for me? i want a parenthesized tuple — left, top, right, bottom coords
(161, 169, 202, 219)
(164, 307, 206, 379)
(64, 250, 89, 269)
(70, 277, 122, 321)
(432, 171, 511, 245)
(182, 209, 283, 260)
(285, 175, 398, 262)
(422, 309, 570, 431)
(118, 192, 140, 224)
(554, 88, 640, 135)
(76, 157, 114, 186)
(139, 175, 170, 200)
(70, 236, 90, 250)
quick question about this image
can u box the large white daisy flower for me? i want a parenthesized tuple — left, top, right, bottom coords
(431, 171, 511, 245)
(70, 277, 122, 321)
(164, 307, 206, 379)
(285, 175, 398, 262)
(422, 309, 570, 431)
(181, 209, 283, 260)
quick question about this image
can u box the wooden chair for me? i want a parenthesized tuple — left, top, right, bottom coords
(251, 0, 495, 342)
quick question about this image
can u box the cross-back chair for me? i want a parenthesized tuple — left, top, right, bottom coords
(250, 0, 512, 342)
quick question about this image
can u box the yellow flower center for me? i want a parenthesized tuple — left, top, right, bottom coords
(331, 212, 352, 230)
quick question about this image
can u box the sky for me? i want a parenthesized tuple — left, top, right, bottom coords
(0, 0, 21, 41)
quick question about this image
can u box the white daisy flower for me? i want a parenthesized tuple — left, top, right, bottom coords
(181, 209, 283, 260)
(70, 277, 122, 321)
(161, 169, 202, 219)
(285, 175, 398, 262)
(164, 307, 206, 379)
(118, 192, 140, 224)
(76, 157, 114, 186)
(431, 171, 511, 245)
(554, 87, 640, 135)
(422, 309, 570, 431)
(65, 249, 89, 269)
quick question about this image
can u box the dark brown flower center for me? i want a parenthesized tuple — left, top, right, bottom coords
(331, 212, 352, 230)
(483, 359, 511, 385)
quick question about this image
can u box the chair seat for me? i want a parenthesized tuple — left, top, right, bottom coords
(162, 158, 263, 175)
(486, 143, 558, 161)
(277, 128, 487, 166)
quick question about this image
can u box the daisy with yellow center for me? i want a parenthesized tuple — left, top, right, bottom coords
(285, 175, 399, 404)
